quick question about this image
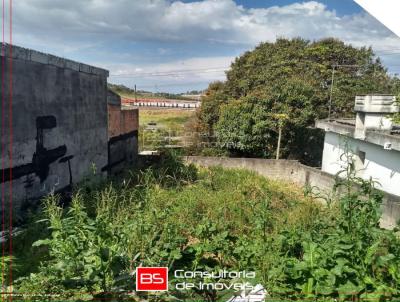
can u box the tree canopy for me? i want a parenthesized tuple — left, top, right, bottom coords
(197, 38, 400, 163)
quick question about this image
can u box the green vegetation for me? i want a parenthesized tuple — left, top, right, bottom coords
(139, 108, 195, 129)
(196, 38, 400, 164)
(138, 108, 196, 151)
(391, 85, 400, 123)
(10, 153, 400, 301)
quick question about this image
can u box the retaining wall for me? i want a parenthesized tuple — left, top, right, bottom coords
(183, 156, 400, 229)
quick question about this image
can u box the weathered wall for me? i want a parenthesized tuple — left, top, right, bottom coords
(183, 156, 400, 229)
(322, 132, 400, 196)
(107, 92, 139, 174)
(108, 104, 122, 138)
(0, 44, 109, 214)
(120, 108, 139, 135)
(108, 105, 139, 138)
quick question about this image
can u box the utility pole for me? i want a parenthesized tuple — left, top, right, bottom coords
(276, 124, 282, 160)
(328, 64, 360, 120)
(328, 65, 336, 121)
(134, 84, 137, 102)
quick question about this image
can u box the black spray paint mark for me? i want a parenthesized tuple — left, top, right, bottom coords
(59, 155, 74, 187)
(107, 129, 138, 145)
(1, 115, 71, 184)
(102, 129, 138, 173)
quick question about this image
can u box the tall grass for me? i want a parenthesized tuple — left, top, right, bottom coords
(11, 153, 400, 301)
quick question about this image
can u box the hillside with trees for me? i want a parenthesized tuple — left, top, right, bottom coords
(108, 83, 196, 100)
(196, 38, 400, 164)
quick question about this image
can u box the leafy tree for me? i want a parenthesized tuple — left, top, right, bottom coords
(197, 38, 400, 163)
(215, 77, 324, 160)
(197, 81, 228, 137)
(215, 99, 268, 156)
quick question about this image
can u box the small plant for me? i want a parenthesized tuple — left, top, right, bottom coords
(12, 154, 400, 301)
(271, 150, 400, 300)
(0, 256, 14, 289)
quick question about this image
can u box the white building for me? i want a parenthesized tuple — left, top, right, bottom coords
(316, 95, 400, 196)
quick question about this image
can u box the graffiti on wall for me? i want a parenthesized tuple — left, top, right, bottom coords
(0, 115, 74, 188)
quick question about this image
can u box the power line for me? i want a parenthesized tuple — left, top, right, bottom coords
(112, 58, 400, 79)
(376, 52, 400, 56)
(110, 66, 229, 77)
(109, 46, 400, 81)
(374, 47, 400, 52)
(111, 70, 228, 78)
(136, 81, 214, 89)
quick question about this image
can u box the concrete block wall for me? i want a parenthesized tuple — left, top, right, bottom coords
(1, 43, 108, 77)
(0, 43, 109, 216)
(184, 156, 400, 229)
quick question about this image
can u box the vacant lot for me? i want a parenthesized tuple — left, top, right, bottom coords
(14, 156, 319, 300)
(139, 107, 195, 129)
(139, 108, 197, 151)
(13, 153, 400, 301)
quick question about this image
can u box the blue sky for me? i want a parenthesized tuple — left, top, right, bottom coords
(5, 0, 400, 93)
(196, 0, 362, 15)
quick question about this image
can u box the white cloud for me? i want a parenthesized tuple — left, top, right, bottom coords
(10, 0, 399, 47)
(106, 56, 233, 91)
(5, 0, 400, 91)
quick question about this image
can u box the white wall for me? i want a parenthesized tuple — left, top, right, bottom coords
(322, 132, 400, 196)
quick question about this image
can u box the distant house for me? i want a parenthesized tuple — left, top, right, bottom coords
(316, 95, 400, 196)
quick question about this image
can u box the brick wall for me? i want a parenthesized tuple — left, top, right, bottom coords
(121, 108, 139, 134)
(107, 100, 139, 174)
(108, 104, 121, 137)
(107, 105, 139, 138)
